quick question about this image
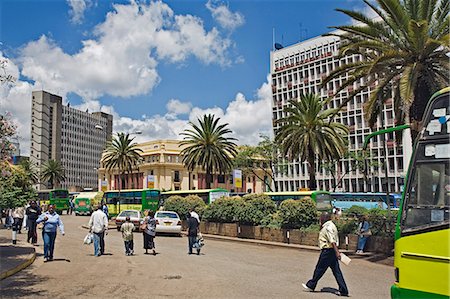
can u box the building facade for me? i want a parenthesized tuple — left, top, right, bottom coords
(98, 139, 270, 194)
(270, 34, 412, 193)
(30, 90, 113, 190)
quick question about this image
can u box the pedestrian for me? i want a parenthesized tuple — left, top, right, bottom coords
(189, 207, 200, 223)
(68, 198, 74, 215)
(12, 206, 25, 234)
(36, 204, 65, 262)
(4, 208, 13, 229)
(186, 212, 200, 255)
(102, 201, 109, 219)
(88, 204, 108, 257)
(121, 216, 134, 256)
(302, 212, 349, 297)
(26, 201, 41, 245)
(141, 210, 156, 255)
(356, 215, 371, 254)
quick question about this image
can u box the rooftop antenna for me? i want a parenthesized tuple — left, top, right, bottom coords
(299, 23, 308, 41)
(272, 28, 275, 51)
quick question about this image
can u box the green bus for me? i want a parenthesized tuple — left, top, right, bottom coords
(37, 189, 70, 214)
(391, 87, 450, 299)
(263, 191, 332, 211)
(102, 189, 161, 217)
(74, 192, 99, 216)
(161, 188, 230, 205)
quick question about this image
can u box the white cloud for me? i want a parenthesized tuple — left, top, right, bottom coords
(166, 99, 192, 115)
(18, 1, 234, 102)
(206, 0, 245, 32)
(67, 0, 92, 24)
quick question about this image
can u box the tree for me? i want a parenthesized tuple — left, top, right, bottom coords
(101, 133, 143, 194)
(0, 163, 37, 210)
(324, 0, 449, 141)
(275, 93, 348, 190)
(18, 158, 39, 185)
(0, 113, 17, 163)
(41, 159, 66, 189)
(180, 114, 237, 189)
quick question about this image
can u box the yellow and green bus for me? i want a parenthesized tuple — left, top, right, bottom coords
(161, 188, 230, 205)
(37, 189, 70, 214)
(102, 189, 161, 217)
(263, 191, 332, 211)
(391, 87, 450, 299)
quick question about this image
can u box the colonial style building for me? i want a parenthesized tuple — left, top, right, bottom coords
(97, 139, 271, 193)
(31, 90, 113, 190)
(270, 34, 412, 193)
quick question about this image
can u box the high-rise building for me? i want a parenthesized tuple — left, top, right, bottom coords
(270, 34, 412, 193)
(30, 90, 113, 191)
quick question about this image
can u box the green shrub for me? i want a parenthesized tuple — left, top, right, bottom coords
(278, 198, 318, 229)
(260, 212, 283, 229)
(345, 205, 369, 217)
(335, 218, 358, 235)
(367, 208, 397, 237)
(299, 223, 321, 233)
(202, 196, 245, 223)
(163, 195, 206, 220)
(236, 195, 276, 225)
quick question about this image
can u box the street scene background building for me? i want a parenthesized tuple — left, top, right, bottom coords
(30, 90, 113, 191)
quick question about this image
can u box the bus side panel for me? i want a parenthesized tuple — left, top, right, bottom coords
(393, 229, 449, 298)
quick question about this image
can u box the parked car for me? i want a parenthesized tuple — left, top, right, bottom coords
(154, 211, 182, 235)
(115, 210, 143, 231)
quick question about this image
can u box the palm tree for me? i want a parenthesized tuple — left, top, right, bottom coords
(275, 93, 348, 190)
(41, 159, 66, 189)
(18, 159, 38, 184)
(323, 0, 449, 141)
(180, 114, 238, 189)
(101, 133, 143, 195)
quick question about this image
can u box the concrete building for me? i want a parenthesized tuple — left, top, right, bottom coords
(98, 139, 270, 194)
(30, 90, 112, 190)
(270, 34, 412, 193)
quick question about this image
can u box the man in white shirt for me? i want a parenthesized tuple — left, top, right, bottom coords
(302, 212, 349, 296)
(189, 208, 200, 223)
(88, 204, 108, 257)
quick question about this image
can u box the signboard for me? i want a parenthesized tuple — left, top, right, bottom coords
(101, 180, 108, 192)
(233, 169, 242, 188)
(210, 191, 230, 203)
(147, 175, 155, 189)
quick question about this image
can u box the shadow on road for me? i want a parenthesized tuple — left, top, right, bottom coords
(0, 269, 48, 298)
(319, 287, 339, 295)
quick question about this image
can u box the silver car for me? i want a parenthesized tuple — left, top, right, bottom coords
(115, 210, 143, 231)
(154, 211, 182, 235)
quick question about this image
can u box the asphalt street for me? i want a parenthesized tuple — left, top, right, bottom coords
(0, 214, 393, 298)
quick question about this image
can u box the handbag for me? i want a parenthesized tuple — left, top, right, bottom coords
(83, 232, 93, 245)
(362, 229, 372, 236)
(139, 221, 147, 231)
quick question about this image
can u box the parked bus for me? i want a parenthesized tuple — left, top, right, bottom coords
(263, 191, 332, 211)
(73, 192, 99, 216)
(37, 189, 70, 214)
(390, 88, 450, 299)
(161, 188, 230, 205)
(330, 192, 401, 210)
(102, 189, 161, 217)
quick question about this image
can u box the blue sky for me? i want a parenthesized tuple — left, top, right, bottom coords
(1, 0, 365, 155)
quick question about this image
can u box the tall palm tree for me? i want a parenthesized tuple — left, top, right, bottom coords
(180, 114, 238, 189)
(18, 159, 38, 184)
(41, 159, 66, 189)
(101, 133, 143, 194)
(323, 0, 449, 141)
(275, 93, 348, 190)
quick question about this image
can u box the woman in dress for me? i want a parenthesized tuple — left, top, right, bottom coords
(141, 210, 156, 255)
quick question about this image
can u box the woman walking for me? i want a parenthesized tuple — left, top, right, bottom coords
(141, 210, 156, 255)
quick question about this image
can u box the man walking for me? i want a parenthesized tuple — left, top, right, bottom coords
(186, 212, 200, 255)
(302, 212, 349, 296)
(26, 201, 41, 244)
(89, 204, 108, 257)
(36, 204, 65, 262)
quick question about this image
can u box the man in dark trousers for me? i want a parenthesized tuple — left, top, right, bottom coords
(302, 212, 349, 296)
(26, 201, 41, 245)
(186, 212, 200, 255)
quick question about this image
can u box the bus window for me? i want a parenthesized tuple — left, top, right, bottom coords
(403, 159, 450, 230)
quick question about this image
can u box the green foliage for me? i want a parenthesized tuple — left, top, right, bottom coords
(299, 223, 321, 233)
(278, 198, 318, 229)
(260, 212, 283, 228)
(345, 205, 369, 217)
(335, 218, 358, 235)
(236, 195, 276, 225)
(367, 208, 397, 237)
(41, 159, 67, 189)
(163, 195, 207, 220)
(0, 164, 37, 209)
(202, 196, 245, 223)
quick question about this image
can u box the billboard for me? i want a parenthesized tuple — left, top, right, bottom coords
(233, 169, 242, 188)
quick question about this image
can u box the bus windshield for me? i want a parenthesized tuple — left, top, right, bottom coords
(402, 146, 450, 232)
(51, 190, 69, 198)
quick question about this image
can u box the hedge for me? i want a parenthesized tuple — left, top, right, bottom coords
(202, 196, 245, 223)
(278, 198, 317, 229)
(236, 195, 276, 225)
(163, 195, 206, 220)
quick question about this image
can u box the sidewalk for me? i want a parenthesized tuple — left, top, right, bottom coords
(0, 227, 37, 280)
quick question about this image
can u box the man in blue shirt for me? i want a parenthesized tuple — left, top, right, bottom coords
(37, 204, 65, 262)
(102, 202, 109, 219)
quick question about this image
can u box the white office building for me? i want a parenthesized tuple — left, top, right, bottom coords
(30, 90, 113, 191)
(270, 34, 412, 193)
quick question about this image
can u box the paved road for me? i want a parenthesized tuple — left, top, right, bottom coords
(0, 215, 393, 298)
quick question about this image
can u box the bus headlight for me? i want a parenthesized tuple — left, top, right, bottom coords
(394, 267, 399, 283)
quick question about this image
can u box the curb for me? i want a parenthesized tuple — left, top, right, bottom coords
(0, 248, 36, 281)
